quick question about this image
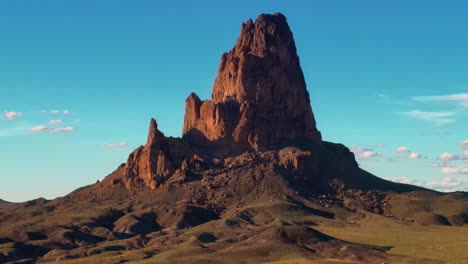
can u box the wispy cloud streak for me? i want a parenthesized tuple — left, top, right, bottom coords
(413, 93, 468, 107)
(402, 110, 455, 125)
(31, 126, 74, 132)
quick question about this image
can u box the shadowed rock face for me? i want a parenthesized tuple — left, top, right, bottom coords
(183, 13, 321, 155)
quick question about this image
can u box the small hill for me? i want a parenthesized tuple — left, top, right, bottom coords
(0, 199, 12, 207)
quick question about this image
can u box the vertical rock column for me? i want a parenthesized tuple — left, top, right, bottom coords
(183, 13, 321, 155)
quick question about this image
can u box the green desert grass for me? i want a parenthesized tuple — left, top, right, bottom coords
(40, 221, 466, 264)
(0, 200, 122, 233)
(259, 259, 363, 264)
(8, 199, 466, 264)
(315, 211, 468, 264)
(388, 191, 467, 219)
(42, 238, 315, 264)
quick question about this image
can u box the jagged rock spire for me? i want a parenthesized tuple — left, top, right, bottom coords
(123, 118, 176, 189)
(147, 118, 166, 146)
(183, 13, 321, 155)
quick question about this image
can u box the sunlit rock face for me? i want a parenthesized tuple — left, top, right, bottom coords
(183, 13, 322, 156)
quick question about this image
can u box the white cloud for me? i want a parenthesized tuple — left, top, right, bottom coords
(438, 142, 468, 163)
(49, 110, 70, 114)
(432, 163, 450, 168)
(49, 120, 62, 124)
(350, 146, 384, 160)
(103, 142, 128, 148)
(31, 125, 48, 131)
(402, 110, 455, 125)
(350, 146, 372, 153)
(363, 144, 385, 148)
(55, 127, 74, 132)
(361, 151, 379, 158)
(426, 176, 463, 191)
(441, 167, 460, 174)
(375, 93, 411, 105)
(385, 176, 414, 184)
(387, 175, 466, 192)
(438, 162, 468, 190)
(379, 156, 393, 162)
(441, 166, 468, 175)
(460, 140, 468, 149)
(393, 146, 410, 153)
(413, 93, 468, 107)
(31, 126, 74, 132)
(440, 152, 465, 161)
(4, 111, 22, 120)
(409, 152, 425, 160)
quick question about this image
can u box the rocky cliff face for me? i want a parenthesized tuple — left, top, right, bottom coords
(183, 13, 321, 155)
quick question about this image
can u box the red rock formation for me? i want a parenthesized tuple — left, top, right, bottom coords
(110, 13, 324, 189)
(183, 13, 321, 155)
(122, 118, 187, 189)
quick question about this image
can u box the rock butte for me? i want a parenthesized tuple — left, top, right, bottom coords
(111, 13, 326, 189)
(183, 13, 321, 155)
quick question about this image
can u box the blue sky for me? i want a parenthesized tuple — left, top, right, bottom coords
(1, 0, 467, 202)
